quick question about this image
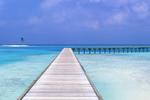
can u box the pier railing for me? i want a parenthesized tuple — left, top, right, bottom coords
(72, 47, 150, 54)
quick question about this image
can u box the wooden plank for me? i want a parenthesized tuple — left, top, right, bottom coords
(20, 48, 101, 100)
(23, 97, 99, 100)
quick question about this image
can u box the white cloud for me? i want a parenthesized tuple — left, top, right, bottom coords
(106, 12, 128, 25)
(132, 2, 149, 18)
(84, 20, 101, 31)
(89, 0, 102, 3)
(89, 0, 129, 5)
(102, 0, 130, 7)
(41, 0, 63, 10)
(27, 0, 150, 31)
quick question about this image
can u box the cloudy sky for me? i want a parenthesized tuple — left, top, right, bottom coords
(0, 0, 150, 44)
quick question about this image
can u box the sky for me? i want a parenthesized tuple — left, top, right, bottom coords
(0, 0, 150, 44)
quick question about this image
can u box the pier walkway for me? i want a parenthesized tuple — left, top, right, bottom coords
(20, 48, 101, 100)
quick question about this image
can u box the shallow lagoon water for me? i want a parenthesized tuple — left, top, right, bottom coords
(0, 47, 60, 100)
(77, 53, 150, 100)
(1, 46, 150, 100)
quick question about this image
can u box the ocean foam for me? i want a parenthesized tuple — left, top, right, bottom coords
(1, 45, 30, 47)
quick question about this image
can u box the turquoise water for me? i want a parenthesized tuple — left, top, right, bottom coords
(77, 53, 150, 100)
(0, 46, 60, 100)
(1, 45, 150, 100)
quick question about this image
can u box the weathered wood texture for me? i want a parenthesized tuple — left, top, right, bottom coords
(21, 48, 101, 100)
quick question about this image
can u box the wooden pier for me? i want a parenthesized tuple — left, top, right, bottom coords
(72, 46, 150, 54)
(20, 48, 101, 100)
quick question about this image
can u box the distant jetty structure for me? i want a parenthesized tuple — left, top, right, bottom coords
(72, 46, 150, 54)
